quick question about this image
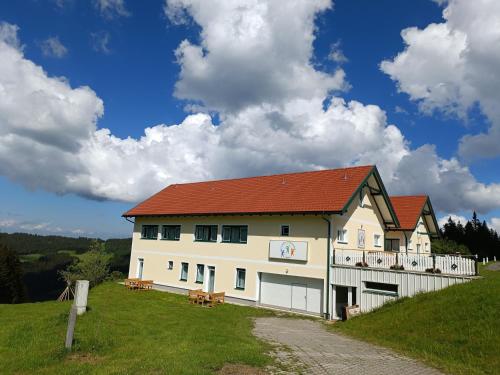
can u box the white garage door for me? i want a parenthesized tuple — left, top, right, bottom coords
(260, 273, 323, 314)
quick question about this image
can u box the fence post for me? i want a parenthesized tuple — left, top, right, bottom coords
(396, 252, 399, 266)
(362, 251, 366, 265)
(65, 305, 77, 350)
(432, 254, 436, 270)
(74, 280, 89, 315)
(475, 255, 479, 276)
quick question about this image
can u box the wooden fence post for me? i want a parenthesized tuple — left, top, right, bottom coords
(65, 305, 77, 350)
(362, 251, 366, 265)
(475, 255, 479, 276)
(432, 254, 436, 270)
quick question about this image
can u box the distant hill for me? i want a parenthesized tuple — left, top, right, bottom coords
(0, 232, 132, 301)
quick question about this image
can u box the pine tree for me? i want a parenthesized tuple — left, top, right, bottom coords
(0, 244, 26, 303)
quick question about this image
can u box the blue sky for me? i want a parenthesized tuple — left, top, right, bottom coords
(0, 0, 499, 238)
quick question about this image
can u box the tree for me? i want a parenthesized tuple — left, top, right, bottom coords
(431, 239, 470, 255)
(0, 244, 26, 303)
(60, 240, 112, 288)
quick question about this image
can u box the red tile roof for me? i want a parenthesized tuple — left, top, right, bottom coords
(123, 165, 375, 217)
(389, 195, 428, 230)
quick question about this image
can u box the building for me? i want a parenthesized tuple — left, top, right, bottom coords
(385, 195, 439, 254)
(123, 165, 475, 318)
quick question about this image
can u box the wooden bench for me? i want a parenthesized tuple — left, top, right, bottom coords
(137, 280, 154, 290)
(125, 278, 140, 290)
(188, 289, 202, 304)
(207, 292, 225, 307)
(196, 291, 209, 305)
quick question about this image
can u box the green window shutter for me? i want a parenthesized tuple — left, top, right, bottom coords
(240, 226, 248, 243)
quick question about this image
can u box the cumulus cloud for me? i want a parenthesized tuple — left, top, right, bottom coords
(438, 214, 467, 228)
(165, 0, 347, 113)
(489, 218, 500, 233)
(40, 36, 68, 58)
(0, 0, 499, 219)
(381, 0, 500, 160)
(93, 0, 130, 19)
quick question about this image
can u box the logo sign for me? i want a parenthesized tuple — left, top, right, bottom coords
(269, 240, 308, 261)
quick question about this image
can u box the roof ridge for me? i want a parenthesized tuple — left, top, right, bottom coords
(167, 165, 374, 187)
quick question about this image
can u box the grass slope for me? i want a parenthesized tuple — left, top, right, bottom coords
(331, 265, 500, 375)
(0, 283, 275, 374)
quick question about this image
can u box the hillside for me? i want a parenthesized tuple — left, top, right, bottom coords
(331, 265, 500, 375)
(0, 282, 274, 374)
(0, 232, 132, 301)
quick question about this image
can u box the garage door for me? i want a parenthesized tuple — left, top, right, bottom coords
(260, 273, 323, 314)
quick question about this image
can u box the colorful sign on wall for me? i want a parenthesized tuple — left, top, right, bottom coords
(269, 240, 308, 261)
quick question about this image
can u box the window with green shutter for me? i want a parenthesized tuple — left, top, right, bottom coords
(195, 225, 218, 242)
(141, 225, 158, 240)
(162, 225, 181, 241)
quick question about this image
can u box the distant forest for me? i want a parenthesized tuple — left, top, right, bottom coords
(0, 232, 131, 302)
(436, 212, 500, 259)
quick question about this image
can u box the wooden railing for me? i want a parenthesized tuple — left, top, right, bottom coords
(333, 249, 477, 276)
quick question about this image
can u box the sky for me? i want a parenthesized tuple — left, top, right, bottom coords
(0, 0, 499, 238)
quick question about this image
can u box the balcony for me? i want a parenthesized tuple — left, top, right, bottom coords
(332, 249, 477, 276)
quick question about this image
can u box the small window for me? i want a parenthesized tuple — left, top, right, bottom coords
(416, 244, 421, 254)
(235, 268, 246, 290)
(365, 281, 398, 294)
(196, 264, 204, 283)
(222, 225, 248, 243)
(180, 262, 188, 281)
(337, 229, 348, 243)
(425, 243, 429, 252)
(408, 239, 413, 250)
(195, 225, 218, 242)
(162, 225, 181, 241)
(141, 225, 158, 240)
(374, 234, 381, 247)
(281, 225, 290, 236)
(168, 261, 173, 270)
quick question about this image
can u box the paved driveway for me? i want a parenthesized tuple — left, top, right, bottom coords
(253, 318, 443, 375)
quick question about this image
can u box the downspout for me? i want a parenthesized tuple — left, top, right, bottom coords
(403, 231, 408, 254)
(322, 216, 331, 320)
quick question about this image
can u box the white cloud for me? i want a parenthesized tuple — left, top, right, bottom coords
(165, 0, 347, 113)
(438, 214, 467, 228)
(328, 41, 348, 64)
(488, 218, 500, 233)
(380, 0, 500, 160)
(0, 2, 499, 221)
(93, 0, 130, 19)
(0, 22, 21, 50)
(40, 36, 68, 58)
(91, 31, 111, 54)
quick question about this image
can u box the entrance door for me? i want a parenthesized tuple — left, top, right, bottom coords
(208, 266, 215, 292)
(291, 284, 307, 311)
(137, 258, 144, 279)
(335, 286, 348, 319)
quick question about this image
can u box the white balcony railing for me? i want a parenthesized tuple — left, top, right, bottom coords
(333, 249, 477, 276)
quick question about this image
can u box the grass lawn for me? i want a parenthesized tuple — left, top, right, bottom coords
(0, 282, 275, 374)
(330, 265, 500, 375)
(19, 253, 43, 262)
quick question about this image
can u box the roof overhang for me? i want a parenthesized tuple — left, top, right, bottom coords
(340, 166, 400, 229)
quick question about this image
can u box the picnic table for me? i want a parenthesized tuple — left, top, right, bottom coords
(125, 278, 153, 291)
(188, 289, 225, 307)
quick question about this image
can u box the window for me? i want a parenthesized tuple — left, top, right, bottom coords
(222, 225, 248, 243)
(196, 264, 204, 283)
(337, 229, 348, 243)
(162, 225, 181, 241)
(141, 225, 158, 240)
(281, 225, 290, 236)
(168, 261, 173, 270)
(416, 244, 421, 254)
(408, 239, 413, 250)
(384, 238, 400, 252)
(365, 281, 398, 294)
(235, 268, 246, 290)
(425, 243, 429, 252)
(374, 234, 382, 247)
(180, 262, 188, 281)
(195, 225, 218, 242)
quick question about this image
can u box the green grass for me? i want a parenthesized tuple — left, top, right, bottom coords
(330, 265, 500, 375)
(0, 283, 275, 374)
(19, 253, 44, 262)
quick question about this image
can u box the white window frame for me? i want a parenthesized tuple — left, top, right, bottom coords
(168, 261, 173, 270)
(235, 268, 246, 290)
(416, 244, 421, 254)
(280, 224, 290, 237)
(337, 228, 348, 244)
(408, 239, 413, 250)
(195, 264, 205, 284)
(179, 262, 189, 281)
(193, 224, 219, 242)
(374, 234, 382, 247)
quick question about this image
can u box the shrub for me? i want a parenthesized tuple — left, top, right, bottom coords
(390, 264, 405, 270)
(355, 261, 368, 267)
